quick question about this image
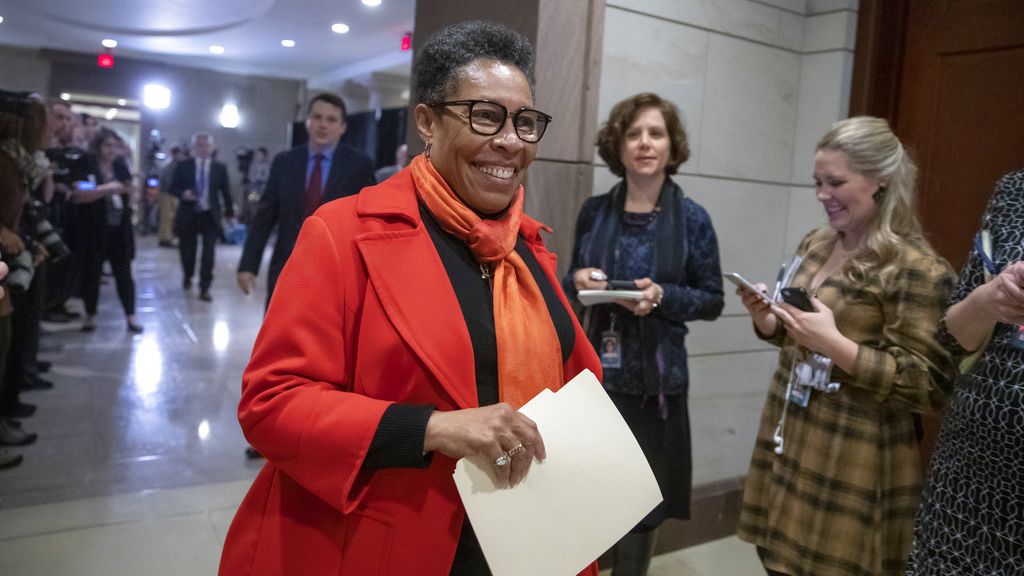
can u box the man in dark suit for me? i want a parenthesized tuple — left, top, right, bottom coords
(236, 93, 375, 304)
(171, 132, 233, 301)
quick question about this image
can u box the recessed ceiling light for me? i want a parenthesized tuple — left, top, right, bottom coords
(331, 23, 349, 34)
(101, 38, 118, 48)
(105, 108, 118, 120)
(0, 16, 5, 25)
(362, 0, 382, 6)
(117, 98, 127, 106)
(209, 45, 225, 54)
(280, 39, 295, 48)
(60, 93, 70, 101)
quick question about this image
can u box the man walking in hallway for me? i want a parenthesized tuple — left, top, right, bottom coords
(171, 133, 233, 302)
(236, 93, 374, 304)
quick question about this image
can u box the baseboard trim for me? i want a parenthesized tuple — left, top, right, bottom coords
(597, 475, 746, 567)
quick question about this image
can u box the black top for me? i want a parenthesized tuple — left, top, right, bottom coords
(75, 155, 132, 253)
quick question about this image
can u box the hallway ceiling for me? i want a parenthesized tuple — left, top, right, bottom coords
(0, 0, 415, 84)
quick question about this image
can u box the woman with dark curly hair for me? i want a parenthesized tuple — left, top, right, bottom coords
(219, 20, 601, 576)
(563, 92, 724, 576)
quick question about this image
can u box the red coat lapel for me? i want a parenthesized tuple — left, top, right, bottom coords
(354, 173, 477, 409)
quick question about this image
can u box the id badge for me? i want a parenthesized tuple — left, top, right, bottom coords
(787, 381, 812, 407)
(1011, 324, 1024, 350)
(786, 352, 839, 407)
(600, 330, 622, 369)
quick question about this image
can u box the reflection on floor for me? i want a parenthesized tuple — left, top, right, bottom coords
(0, 237, 763, 575)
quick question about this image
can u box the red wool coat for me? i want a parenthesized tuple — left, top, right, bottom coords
(219, 170, 602, 576)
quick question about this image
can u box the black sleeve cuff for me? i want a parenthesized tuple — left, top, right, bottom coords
(362, 404, 436, 471)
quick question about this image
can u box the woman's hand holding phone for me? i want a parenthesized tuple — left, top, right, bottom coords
(772, 289, 855, 364)
(728, 273, 778, 335)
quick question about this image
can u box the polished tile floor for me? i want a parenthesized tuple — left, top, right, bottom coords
(1, 237, 266, 509)
(0, 237, 764, 575)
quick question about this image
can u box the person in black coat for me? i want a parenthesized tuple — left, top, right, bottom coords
(75, 128, 142, 332)
(170, 132, 233, 301)
(236, 93, 375, 305)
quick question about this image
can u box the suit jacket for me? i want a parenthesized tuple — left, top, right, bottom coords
(237, 143, 375, 296)
(170, 158, 233, 233)
(219, 170, 602, 576)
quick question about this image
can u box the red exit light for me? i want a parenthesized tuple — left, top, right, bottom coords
(98, 53, 115, 68)
(401, 32, 412, 52)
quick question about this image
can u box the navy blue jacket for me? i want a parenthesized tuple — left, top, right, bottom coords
(237, 143, 375, 299)
(563, 179, 723, 396)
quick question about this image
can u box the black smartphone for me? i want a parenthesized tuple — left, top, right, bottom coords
(607, 280, 638, 290)
(780, 287, 815, 312)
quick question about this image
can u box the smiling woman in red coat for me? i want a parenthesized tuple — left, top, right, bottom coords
(218, 20, 601, 576)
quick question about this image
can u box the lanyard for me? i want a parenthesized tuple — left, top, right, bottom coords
(974, 231, 997, 276)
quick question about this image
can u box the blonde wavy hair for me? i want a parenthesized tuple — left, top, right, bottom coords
(806, 116, 926, 285)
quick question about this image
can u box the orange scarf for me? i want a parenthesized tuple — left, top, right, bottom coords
(410, 155, 563, 408)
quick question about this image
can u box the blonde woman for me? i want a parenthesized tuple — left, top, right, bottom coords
(734, 117, 957, 576)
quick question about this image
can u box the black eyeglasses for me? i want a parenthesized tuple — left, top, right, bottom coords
(429, 99, 552, 143)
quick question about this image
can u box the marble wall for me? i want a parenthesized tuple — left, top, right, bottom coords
(586, 0, 859, 485)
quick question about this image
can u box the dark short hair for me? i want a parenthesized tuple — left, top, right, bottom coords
(596, 93, 690, 178)
(413, 20, 535, 104)
(307, 93, 347, 118)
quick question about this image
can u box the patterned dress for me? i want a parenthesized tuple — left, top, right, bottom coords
(738, 231, 957, 576)
(907, 170, 1024, 575)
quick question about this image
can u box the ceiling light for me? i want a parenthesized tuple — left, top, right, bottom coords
(105, 108, 117, 120)
(60, 93, 70, 101)
(143, 84, 171, 110)
(209, 45, 225, 54)
(101, 38, 118, 48)
(280, 39, 295, 48)
(219, 104, 239, 128)
(0, 16, 5, 25)
(362, 0, 382, 6)
(331, 23, 349, 34)
(117, 98, 127, 106)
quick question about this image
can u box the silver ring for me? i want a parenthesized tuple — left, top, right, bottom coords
(493, 453, 511, 467)
(508, 443, 526, 458)
(652, 302, 659, 308)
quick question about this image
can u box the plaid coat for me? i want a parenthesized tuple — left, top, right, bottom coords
(738, 231, 957, 576)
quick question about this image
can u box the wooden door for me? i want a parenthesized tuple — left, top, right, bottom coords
(895, 0, 1024, 268)
(851, 0, 1024, 467)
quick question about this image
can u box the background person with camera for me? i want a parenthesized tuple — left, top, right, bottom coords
(0, 90, 60, 463)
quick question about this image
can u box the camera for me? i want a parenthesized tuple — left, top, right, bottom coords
(24, 200, 70, 262)
(2, 249, 35, 294)
(236, 147, 254, 183)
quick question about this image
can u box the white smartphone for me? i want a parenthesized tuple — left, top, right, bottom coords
(724, 272, 773, 303)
